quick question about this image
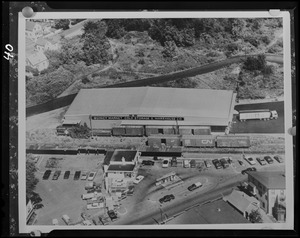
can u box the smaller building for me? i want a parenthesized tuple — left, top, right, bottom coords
(247, 171, 286, 222)
(223, 189, 260, 220)
(35, 35, 61, 53)
(26, 51, 49, 72)
(26, 21, 43, 42)
(103, 150, 141, 195)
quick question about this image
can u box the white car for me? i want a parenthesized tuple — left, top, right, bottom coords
(133, 175, 144, 184)
(162, 159, 169, 168)
(88, 171, 96, 181)
(81, 172, 88, 180)
(52, 218, 59, 225)
(244, 156, 256, 165)
(204, 160, 212, 168)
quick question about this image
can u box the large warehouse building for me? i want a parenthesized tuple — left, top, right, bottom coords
(63, 87, 236, 135)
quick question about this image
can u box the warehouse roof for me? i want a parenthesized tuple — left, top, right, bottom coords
(65, 87, 236, 126)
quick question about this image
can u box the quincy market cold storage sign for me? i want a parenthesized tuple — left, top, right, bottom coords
(90, 116, 184, 121)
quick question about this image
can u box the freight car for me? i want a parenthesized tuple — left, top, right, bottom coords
(215, 135, 250, 148)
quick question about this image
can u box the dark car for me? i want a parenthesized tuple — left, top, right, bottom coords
(190, 159, 196, 168)
(107, 210, 118, 222)
(188, 182, 202, 191)
(126, 185, 134, 196)
(273, 155, 284, 163)
(159, 194, 175, 204)
(212, 159, 222, 169)
(74, 171, 81, 180)
(142, 160, 155, 166)
(42, 170, 52, 180)
(220, 158, 229, 168)
(171, 157, 177, 167)
(241, 167, 257, 175)
(63, 171, 70, 179)
(52, 170, 61, 180)
(264, 156, 274, 164)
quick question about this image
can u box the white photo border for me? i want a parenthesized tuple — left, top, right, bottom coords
(18, 10, 293, 233)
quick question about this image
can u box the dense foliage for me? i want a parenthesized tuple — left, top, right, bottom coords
(53, 19, 70, 30)
(26, 160, 43, 207)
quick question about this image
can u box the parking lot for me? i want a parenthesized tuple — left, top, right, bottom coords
(32, 152, 285, 225)
(34, 154, 106, 225)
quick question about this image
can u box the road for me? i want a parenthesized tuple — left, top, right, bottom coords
(231, 101, 284, 134)
(115, 174, 246, 225)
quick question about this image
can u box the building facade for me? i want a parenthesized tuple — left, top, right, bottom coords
(103, 150, 141, 196)
(247, 171, 286, 222)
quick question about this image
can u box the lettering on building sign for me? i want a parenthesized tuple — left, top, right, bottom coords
(3, 44, 14, 60)
(91, 116, 184, 121)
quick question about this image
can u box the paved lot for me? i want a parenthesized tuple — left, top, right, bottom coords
(32, 153, 285, 225)
(232, 101, 284, 134)
(34, 154, 105, 226)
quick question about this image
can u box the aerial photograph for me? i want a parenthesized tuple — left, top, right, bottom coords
(25, 17, 287, 226)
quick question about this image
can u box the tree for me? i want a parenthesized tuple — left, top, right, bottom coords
(248, 209, 263, 223)
(53, 19, 70, 30)
(26, 160, 42, 206)
(243, 54, 267, 71)
(82, 20, 107, 38)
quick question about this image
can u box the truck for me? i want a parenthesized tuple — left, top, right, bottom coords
(238, 109, 278, 122)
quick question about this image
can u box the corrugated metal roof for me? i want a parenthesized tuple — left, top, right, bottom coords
(247, 171, 286, 189)
(65, 87, 236, 126)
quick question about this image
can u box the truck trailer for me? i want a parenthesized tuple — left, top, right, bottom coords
(238, 109, 278, 122)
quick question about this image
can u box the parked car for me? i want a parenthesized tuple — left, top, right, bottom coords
(227, 157, 233, 164)
(264, 156, 274, 164)
(220, 158, 229, 168)
(42, 170, 52, 180)
(82, 220, 93, 226)
(142, 160, 155, 166)
(88, 171, 96, 181)
(133, 175, 144, 184)
(204, 160, 212, 168)
(190, 159, 196, 168)
(74, 171, 81, 180)
(183, 159, 190, 168)
(99, 216, 110, 225)
(62, 214, 71, 225)
(241, 167, 257, 175)
(107, 210, 118, 221)
(188, 182, 202, 191)
(212, 159, 222, 169)
(52, 218, 59, 225)
(256, 157, 267, 166)
(63, 171, 70, 179)
(159, 194, 175, 204)
(171, 157, 177, 167)
(274, 155, 284, 163)
(125, 185, 134, 196)
(162, 159, 169, 168)
(81, 171, 88, 180)
(238, 160, 245, 166)
(52, 170, 61, 180)
(244, 156, 256, 165)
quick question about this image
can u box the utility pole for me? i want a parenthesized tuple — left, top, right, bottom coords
(89, 114, 93, 138)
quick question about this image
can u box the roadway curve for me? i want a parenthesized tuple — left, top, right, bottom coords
(26, 54, 283, 117)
